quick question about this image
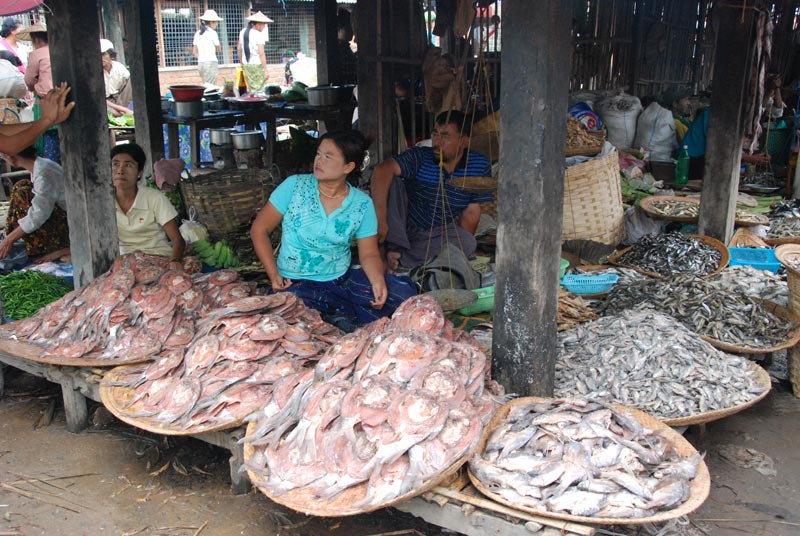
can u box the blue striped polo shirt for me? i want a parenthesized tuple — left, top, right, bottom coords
(393, 147, 492, 229)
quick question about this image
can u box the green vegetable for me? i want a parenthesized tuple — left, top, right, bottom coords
(0, 270, 74, 320)
(108, 113, 135, 127)
(282, 89, 306, 102)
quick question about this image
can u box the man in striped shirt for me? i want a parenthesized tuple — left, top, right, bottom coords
(371, 110, 492, 270)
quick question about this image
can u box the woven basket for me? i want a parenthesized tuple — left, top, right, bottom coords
(562, 150, 625, 245)
(180, 168, 276, 241)
(729, 228, 770, 249)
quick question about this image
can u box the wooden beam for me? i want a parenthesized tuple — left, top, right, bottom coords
(698, 4, 755, 243)
(314, 0, 338, 85)
(493, 1, 571, 396)
(100, 0, 126, 66)
(47, 0, 119, 287)
(122, 0, 165, 179)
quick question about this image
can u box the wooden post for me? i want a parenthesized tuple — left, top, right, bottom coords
(493, 1, 571, 396)
(356, 0, 394, 162)
(100, 0, 126, 66)
(698, 5, 755, 243)
(62, 377, 89, 433)
(47, 0, 119, 288)
(123, 0, 165, 179)
(314, 0, 338, 86)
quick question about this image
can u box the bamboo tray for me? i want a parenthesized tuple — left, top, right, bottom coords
(0, 336, 153, 368)
(99, 365, 247, 436)
(468, 397, 711, 526)
(446, 175, 498, 194)
(608, 234, 730, 279)
(639, 195, 699, 223)
(698, 299, 800, 355)
(775, 244, 800, 276)
(660, 361, 771, 427)
(243, 419, 479, 517)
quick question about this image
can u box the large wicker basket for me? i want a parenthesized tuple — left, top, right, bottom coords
(562, 150, 626, 245)
(180, 168, 277, 241)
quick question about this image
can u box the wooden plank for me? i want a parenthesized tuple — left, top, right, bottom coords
(100, 0, 126, 66)
(492, 1, 571, 396)
(314, 0, 338, 86)
(698, 4, 755, 243)
(123, 0, 165, 179)
(46, 0, 119, 288)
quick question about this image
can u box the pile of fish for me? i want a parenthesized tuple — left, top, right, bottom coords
(242, 295, 498, 511)
(558, 290, 597, 331)
(741, 172, 784, 188)
(709, 265, 788, 307)
(767, 199, 800, 219)
(647, 199, 699, 219)
(470, 399, 703, 518)
(599, 275, 796, 350)
(767, 217, 800, 240)
(615, 233, 721, 277)
(0, 252, 279, 362)
(103, 292, 340, 431)
(556, 310, 766, 419)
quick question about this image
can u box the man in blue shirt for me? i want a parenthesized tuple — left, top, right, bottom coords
(371, 110, 492, 270)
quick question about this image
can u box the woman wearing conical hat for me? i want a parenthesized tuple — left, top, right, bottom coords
(193, 9, 223, 87)
(237, 11, 272, 94)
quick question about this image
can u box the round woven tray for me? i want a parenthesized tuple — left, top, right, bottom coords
(639, 195, 700, 223)
(99, 365, 245, 436)
(734, 211, 770, 227)
(242, 419, 477, 517)
(446, 175, 498, 194)
(0, 336, 154, 368)
(608, 234, 730, 279)
(698, 299, 800, 355)
(774, 244, 800, 276)
(468, 397, 710, 525)
(728, 228, 770, 249)
(660, 361, 771, 427)
(765, 236, 800, 246)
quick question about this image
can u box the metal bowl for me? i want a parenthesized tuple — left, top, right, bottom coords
(209, 128, 237, 146)
(231, 131, 264, 150)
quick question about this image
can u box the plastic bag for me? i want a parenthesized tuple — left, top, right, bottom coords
(179, 207, 209, 244)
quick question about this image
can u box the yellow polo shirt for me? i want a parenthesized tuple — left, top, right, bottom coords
(116, 186, 178, 257)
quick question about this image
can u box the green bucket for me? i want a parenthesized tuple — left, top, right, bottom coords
(560, 258, 570, 279)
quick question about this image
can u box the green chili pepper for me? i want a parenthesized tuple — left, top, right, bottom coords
(0, 270, 74, 320)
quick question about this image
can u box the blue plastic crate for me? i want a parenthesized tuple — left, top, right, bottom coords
(560, 273, 619, 295)
(728, 247, 780, 273)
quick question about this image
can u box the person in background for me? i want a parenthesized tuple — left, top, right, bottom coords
(0, 50, 27, 99)
(100, 39, 132, 116)
(193, 9, 223, 87)
(763, 74, 785, 120)
(658, 89, 693, 143)
(111, 143, 185, 269)
(237, 11, 271, 94)
(337, 8, 357, 85)
(20, 21, 50, 97)
(0, 18, 27, 73)
(0, 146, 69, 262)
(250, 130, 416, 332)
(370, 110, 492, 270)
(281, 50, 297, 85)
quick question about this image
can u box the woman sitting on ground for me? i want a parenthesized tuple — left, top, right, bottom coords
(111, 143, 185, 269)
(250, 130, 417, 332)
(0, 146, 69, 262)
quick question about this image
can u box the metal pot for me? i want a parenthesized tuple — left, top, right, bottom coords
(209, 128, 237, 146)
(231, 130, 264, 150)
(306, 85, 340, 107)
(160, 97, 172, 115)
(169, 84, 206, 102)
(172, 100, 204, 118)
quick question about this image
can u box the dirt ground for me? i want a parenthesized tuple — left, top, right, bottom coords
(0, 369, 798, 536)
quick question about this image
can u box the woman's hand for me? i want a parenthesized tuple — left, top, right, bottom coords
(370, 280, 388, 309)
(40, 83, 75, 126)
(0, 235, 14, 259)
(271, 275, 292, 292)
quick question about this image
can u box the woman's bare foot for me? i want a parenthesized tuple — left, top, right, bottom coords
(387, 251, 401, 272)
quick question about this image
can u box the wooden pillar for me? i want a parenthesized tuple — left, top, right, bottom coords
(698, 5, 755, 243)
(493, 1, 571, 396)
(100, 0, 126, 66)
(47, 0, 119, 288)
(122, 0, 165, 179)
(356, 0, 394, 162)
(314, 0, 338, 86)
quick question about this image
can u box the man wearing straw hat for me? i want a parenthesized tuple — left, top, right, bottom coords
(237, 11, 272, 94)
(19, 21, 50, 98)
(194, 9, 223, 87)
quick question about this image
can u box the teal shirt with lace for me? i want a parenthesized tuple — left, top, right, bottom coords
(269, 174, 377, 282)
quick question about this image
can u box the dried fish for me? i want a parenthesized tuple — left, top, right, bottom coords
(767, 217, 800, 240)
(470, 399, 701, 518)
(599, 274, 796, 350)
(556, 309, 766, 419)
(616, 233, 721, 277)
(558, 290, 597, 331)
(648, 200, 698, 219)
(709, 265, 788, 307)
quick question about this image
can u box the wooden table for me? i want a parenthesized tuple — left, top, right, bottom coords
(162, 110, 250, 171)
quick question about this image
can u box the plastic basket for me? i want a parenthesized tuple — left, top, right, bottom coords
(560, 258, 569, 279)
(457, 285, 495, 316)
(728, 247, 781, 273)
(560, 273, 619, 295)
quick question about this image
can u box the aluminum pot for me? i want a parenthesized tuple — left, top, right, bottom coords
(306, 85, 340, 107)
(209, 128, 237, 146)
(172, 100, 203, 118)
(231, 130, 264, 150)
